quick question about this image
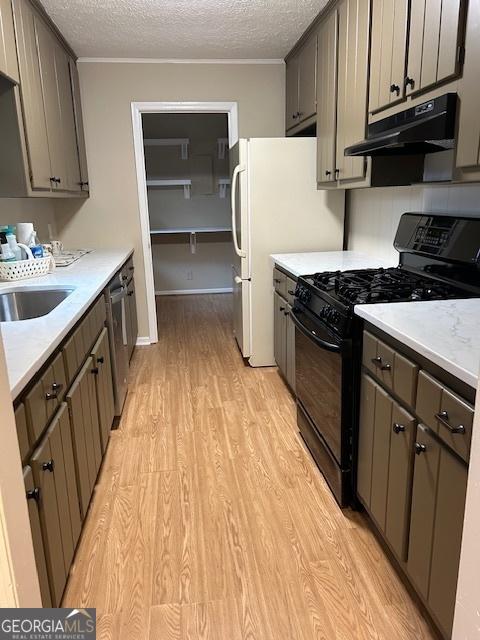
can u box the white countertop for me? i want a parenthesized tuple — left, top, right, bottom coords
(1, 249, 133, 399)
(355, 300, 480, 389)
(271, 250, 393, 278)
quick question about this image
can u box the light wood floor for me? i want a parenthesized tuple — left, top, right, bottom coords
(63, 294, 436, 639)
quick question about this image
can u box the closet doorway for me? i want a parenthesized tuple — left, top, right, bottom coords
(132, 102, 239, 344)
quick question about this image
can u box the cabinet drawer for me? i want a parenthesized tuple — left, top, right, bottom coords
(25, 356, 65, 443)
(15, 403, 30, 462)
(416, 370, 473, 462)
(273, 267, 287, 297)
(286, 277, 297, 305)
(363, 331, 418, 405)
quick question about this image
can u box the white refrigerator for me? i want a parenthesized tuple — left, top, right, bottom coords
(230, 137, 345, 367)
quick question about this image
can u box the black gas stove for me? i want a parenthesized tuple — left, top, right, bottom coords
(292, 213, 480, 507)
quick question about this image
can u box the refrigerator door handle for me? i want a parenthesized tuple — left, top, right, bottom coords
(231, 163, 247, 258)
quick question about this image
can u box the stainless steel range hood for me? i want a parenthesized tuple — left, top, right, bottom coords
(345, 93, 458, 157)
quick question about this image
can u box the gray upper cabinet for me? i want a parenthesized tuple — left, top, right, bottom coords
(369, 0, 409, 113)
(406, 0, 464, 97)
(69, 58, 89, 191)
(8, 0, 87, 196)
(0, 0, 20, 82)
(286, 33, 317, 131)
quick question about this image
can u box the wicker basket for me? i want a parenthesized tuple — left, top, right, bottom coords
(0, 256, 55, 282)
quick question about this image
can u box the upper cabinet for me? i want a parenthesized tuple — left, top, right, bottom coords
(285, 34, 317, 132)
(369, 0, 409, 113)
(370, 0, 465, 114)
(0, 0, 89, 197)
(317, 0, 370, 187)
(0, 0, 19, 82)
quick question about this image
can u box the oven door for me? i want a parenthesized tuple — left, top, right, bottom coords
(291, 307, 350, 467)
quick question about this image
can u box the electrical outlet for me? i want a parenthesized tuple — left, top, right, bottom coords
(187, 270, 193, 281)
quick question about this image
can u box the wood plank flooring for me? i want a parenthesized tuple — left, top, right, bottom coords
(63, 294, 436, 639)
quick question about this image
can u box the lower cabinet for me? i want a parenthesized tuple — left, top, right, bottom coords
(408, 424, 468, 638)
(66, 357, 102, 519)
(30, 403, 81, 606)
(273, 292, 296, 392)
(92, 327, 115, 453)
(24, 466, 52, 607)
(357, 373, 415, 559)
(126, 276, 138, 361)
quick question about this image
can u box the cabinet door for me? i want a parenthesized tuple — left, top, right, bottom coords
(31, 429, 66, 606)
(428, 447, 468, 638)
(24, 466, 52, 607)
(55, 45, 81, 192)
(357, 373, 377, 506)
(285, 306, 296, 392)
(316, 9, 338, 185)
(406, 0, 464, 96)
(127, 278, 137, 360)
(285, 54, 299, 130)
(369, 0, 408, 113)
(385, 403, 415, 560)
(92, 328, 115, 453)
(69, 58, 89, 191)
(34, 15, 64, 189)
(456, 0, 480, 170)
(407, 425, 441, 598)
(273, 291, 287, 377)
(11, 0, 51, 190)
(0, 0, 20, 82)
(297, 35, 317, 123)
(15, 403, 30, 463)
(66, 357, 101, 518)
(336, 0, 370, 183)
(370, 385, 392, 530)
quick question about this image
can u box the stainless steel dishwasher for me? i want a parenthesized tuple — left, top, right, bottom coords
(105, 268, 129, 417)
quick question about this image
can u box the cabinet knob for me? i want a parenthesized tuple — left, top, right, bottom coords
(97, 356, 105, 364)
(414, 443, 427, 455)
(50, 177, 61, 184)
(26, 487, 41, 502)
(128, 291, 134, 297)
(371, 356, 382, 367)
(334, 169, 340, 178)
(279, 306, 286, 312)
(405, 76, 415, 90)
(325, 170, 331, 176)
(284, 310, 290, 316)
(393, 423, 405, 434)
(42, 459, 55, 473)
(79, 181, 89, 187)
(390, 83, 401, 96)
(380, 363, 392, 371)
(91, 367, 99, 375)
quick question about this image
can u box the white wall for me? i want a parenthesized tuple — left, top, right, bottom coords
(347, 184, 480, 263)
(54, 61, 286, 338)
(0, 198, 57, 242)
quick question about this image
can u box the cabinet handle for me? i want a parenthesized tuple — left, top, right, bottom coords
(26, 487, 41, 502)
(274, 278, 281, 284)
(380, 363, 392, 371)
(128, 291, 134, 297)
(325, 170, 331, 177)
(435, 410, 465, 435)
(42, 459, 55, 473)
(335, 169, 340, 178)
(371, 356, 382, 367)
(45, 391, 57, 401)
(393, 423, 405, 434)
(50, 177, 61, 184)
(97, 356, 105, 364)
(52, 382, 63, 393)
(78, 181, 89, 187)
(284, 310, 290, 316)
(414, 443, 427, 455)
(404, 76, 415, 90)
(279, 306, 285, 312)
(390, 83, 401, 96)
(91, 367, 99, 375)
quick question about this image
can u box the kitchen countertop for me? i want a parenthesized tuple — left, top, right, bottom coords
(271, 250, 393, 278)
(1, 248, 133, 399)
(355, 299, 480, 389)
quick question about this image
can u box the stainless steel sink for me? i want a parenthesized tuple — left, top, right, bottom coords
(0, 286, 75, 322)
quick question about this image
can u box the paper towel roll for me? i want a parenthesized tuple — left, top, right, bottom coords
(16, 223, 34, 245)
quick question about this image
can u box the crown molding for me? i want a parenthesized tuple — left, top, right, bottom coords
(77, 57, 285, 65)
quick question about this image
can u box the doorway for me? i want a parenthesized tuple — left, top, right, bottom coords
(131, 102, 239, 344)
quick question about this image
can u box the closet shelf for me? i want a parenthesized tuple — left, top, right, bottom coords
(217, 138, 229, 160)
(150, 227, 231, 235)
(218, 178, 231, 199)
(144, 138, 189, 160)
(147, 179, 192, 199)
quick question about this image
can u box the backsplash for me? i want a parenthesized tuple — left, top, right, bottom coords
(0, 198, 57, 241)
(347, 184, 480, 264)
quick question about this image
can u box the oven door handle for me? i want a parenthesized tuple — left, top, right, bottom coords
(290, 310, 342, 353)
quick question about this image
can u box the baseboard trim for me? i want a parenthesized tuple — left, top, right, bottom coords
(155, 288, 233, 296)
(136, 337, 151, 346)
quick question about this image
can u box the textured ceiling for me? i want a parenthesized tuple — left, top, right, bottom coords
(40, 0, 329, 59)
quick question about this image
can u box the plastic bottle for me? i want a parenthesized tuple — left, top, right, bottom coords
(1, 243, 15, 262)
(6, 234, 22, 261)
